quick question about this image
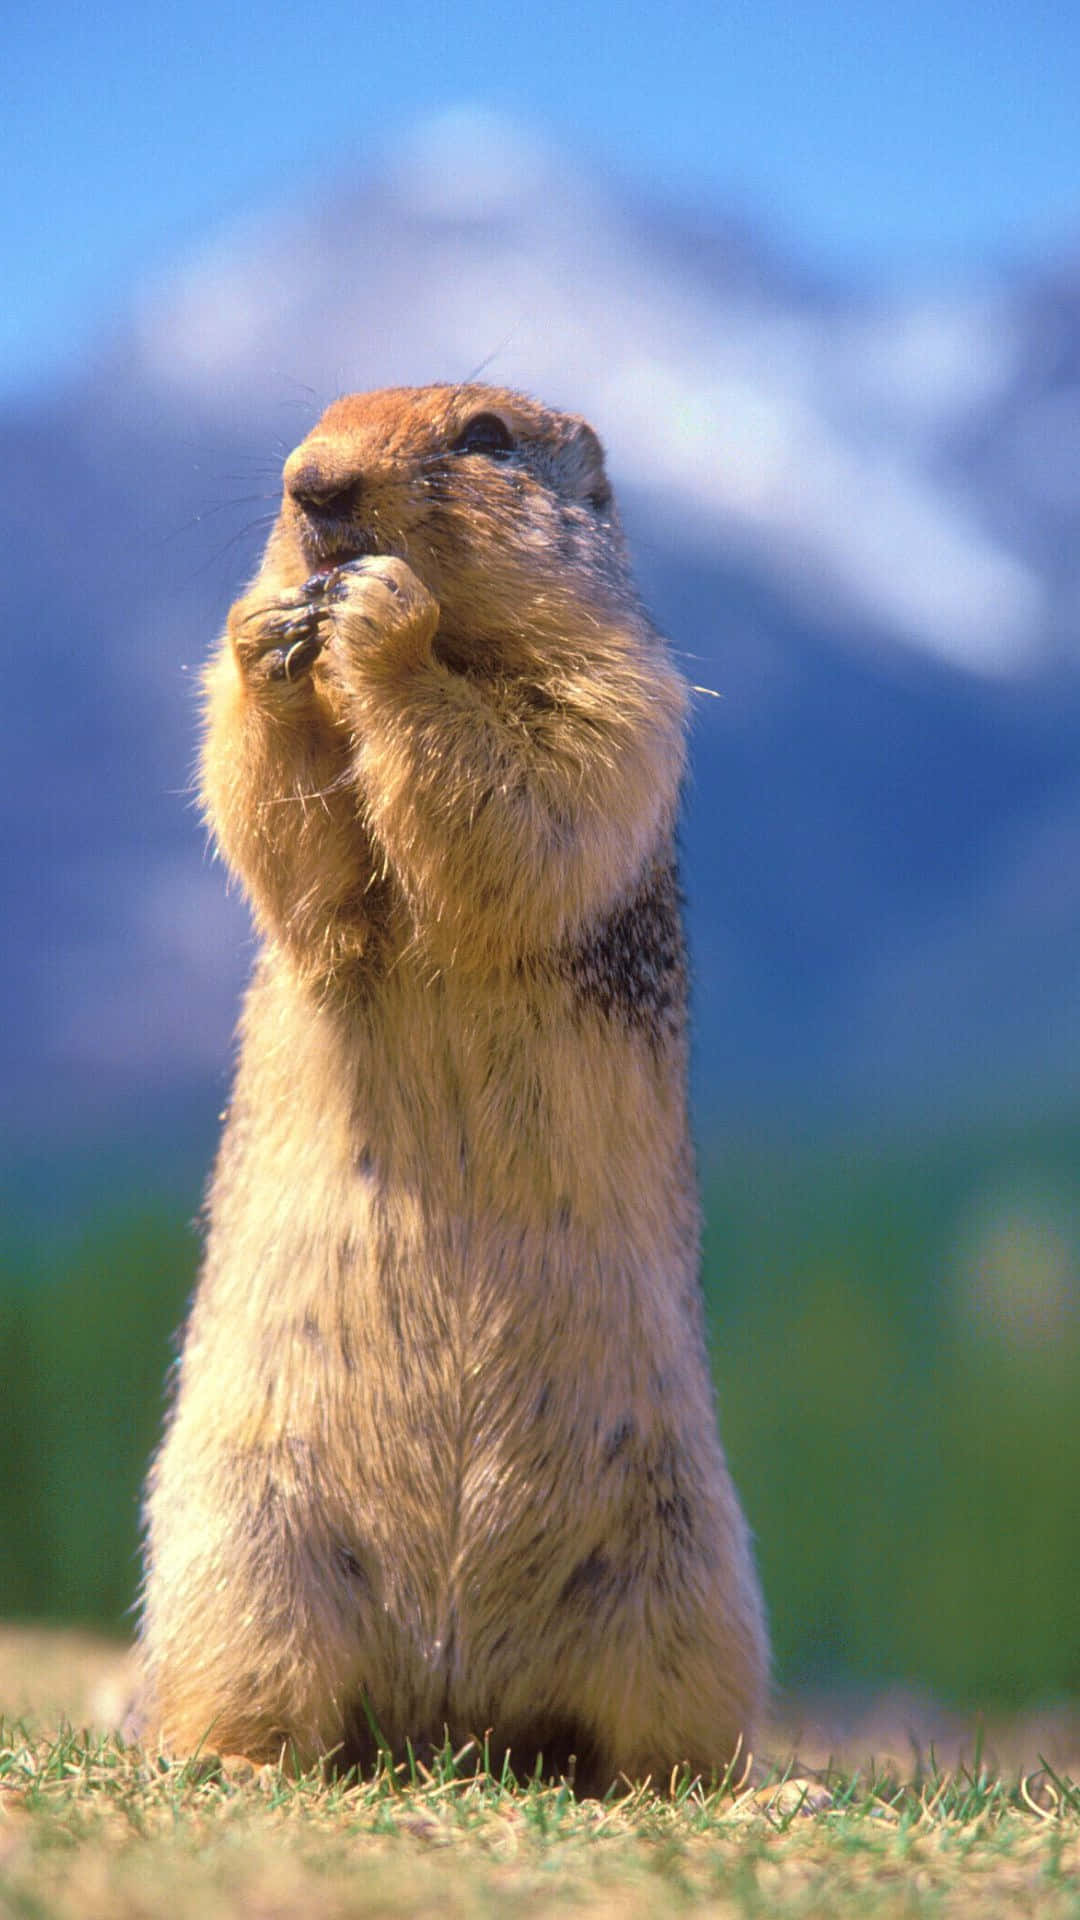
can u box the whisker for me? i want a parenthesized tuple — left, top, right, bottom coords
(152, 494, 279, 553)
(459, 332, 524, 387)
(191, 513, 279, 578)
(193, 455, 284, 475)
(171, 431, 290, 471)
(271, 374, 323, 412)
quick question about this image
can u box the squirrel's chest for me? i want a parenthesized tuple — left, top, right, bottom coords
(320, 962, 680, 1223)
(211, 952, 688, 1307)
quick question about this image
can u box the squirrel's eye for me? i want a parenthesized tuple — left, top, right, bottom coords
(450, 412, 515, 458)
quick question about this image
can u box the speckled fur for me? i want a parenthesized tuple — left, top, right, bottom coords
(139, 383, 767, 1790)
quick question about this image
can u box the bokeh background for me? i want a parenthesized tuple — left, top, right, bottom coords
(3, 1, 1080, 1717)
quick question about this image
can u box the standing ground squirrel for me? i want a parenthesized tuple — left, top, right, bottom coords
(140, 383, 767, 1792)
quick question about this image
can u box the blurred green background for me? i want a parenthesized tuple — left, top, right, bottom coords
(4, 1106, 1077, 1708)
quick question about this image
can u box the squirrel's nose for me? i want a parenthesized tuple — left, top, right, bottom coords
(283, 445, 362, 518)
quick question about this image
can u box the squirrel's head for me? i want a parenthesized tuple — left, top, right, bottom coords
(265, 384, 634, 656)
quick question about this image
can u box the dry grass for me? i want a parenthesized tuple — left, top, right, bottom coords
(1, 1628, 1078, 1918)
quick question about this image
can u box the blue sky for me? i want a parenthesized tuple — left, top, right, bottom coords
(6, 0, 1080, 399)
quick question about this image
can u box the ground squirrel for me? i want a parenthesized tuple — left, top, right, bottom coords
(140, 383, 767, 1792)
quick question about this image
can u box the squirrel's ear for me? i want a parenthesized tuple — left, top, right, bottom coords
(564, 418, 613, 512)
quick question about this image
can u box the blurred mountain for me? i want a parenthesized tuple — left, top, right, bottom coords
(5, 112, 1080, 1154)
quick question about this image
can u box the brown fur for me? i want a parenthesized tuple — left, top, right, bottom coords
(139, 383, 767, 1791)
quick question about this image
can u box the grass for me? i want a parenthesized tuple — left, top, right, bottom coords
(1, 1632, 1078, 1917)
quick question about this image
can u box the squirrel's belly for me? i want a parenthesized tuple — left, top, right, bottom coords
(186, 1110, 706, 1653)
(178, 958, 702, 1675)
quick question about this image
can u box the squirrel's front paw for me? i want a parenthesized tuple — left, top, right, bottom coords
(230, 577, 334, 689)
(322, 556, 440, 672)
